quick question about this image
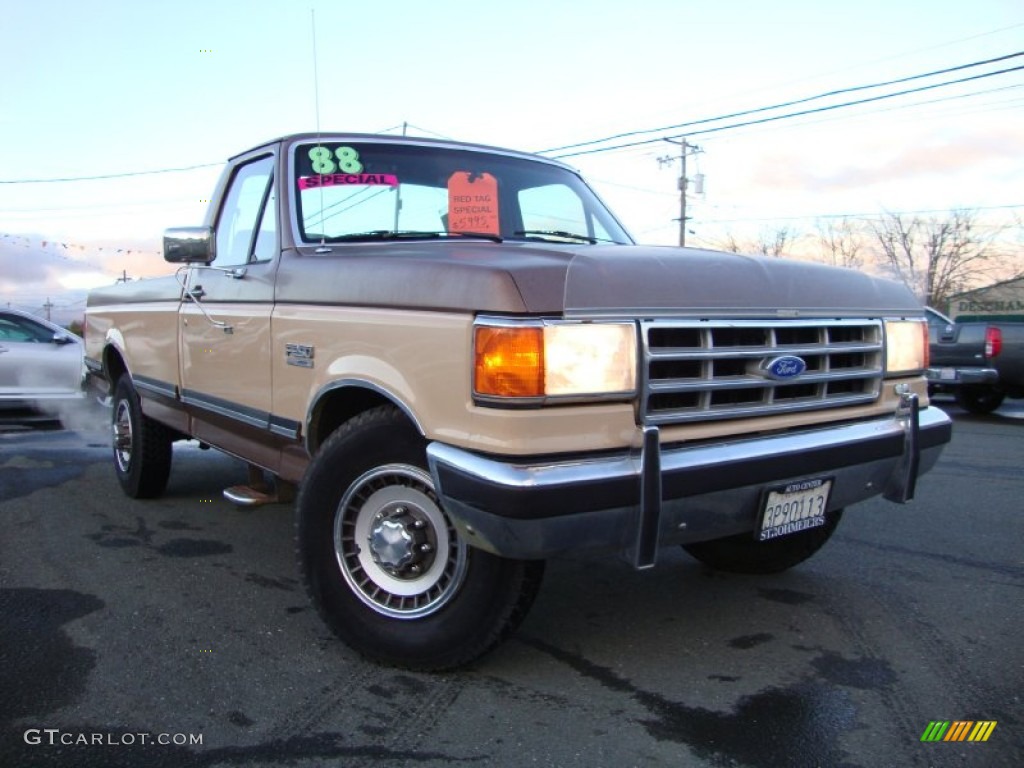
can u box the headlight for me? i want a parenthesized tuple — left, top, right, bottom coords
(884, 319, 928, 375)
(474, 322, 637, 401)
(544, 324, 637, 395)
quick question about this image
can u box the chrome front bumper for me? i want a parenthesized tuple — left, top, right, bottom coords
(426, 400, 952, 568)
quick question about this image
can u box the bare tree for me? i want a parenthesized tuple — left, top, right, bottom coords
(868, 209, 1001, 308)
(714, 211, 1021, 292)
(1008, 211, 1024, 282)
(816, 217, 865, 269)
(715, 227, 793, 257)
(754, 226, 793, 258)
(714, 232, 747, 254)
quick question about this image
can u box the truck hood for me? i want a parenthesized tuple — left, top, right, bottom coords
(277, 241, 921, 318)
(560, 245, 922, 318)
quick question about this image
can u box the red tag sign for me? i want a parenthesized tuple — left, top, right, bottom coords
(448, 172, 500, 235)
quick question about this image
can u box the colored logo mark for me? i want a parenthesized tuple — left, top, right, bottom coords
(761, 355, 807, 381)
(920, 720, 997, 742)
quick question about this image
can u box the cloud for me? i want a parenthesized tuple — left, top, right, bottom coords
(746, 127, 1024, 195)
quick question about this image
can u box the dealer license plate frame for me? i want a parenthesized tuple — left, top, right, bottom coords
(757, 477, 833, 542)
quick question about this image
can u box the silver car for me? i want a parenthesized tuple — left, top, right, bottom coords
(0, 309, 85, 411)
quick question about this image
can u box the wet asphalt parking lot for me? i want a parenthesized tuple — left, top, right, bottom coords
(1, 397, 1021, 767)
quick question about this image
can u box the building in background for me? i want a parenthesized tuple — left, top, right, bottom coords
(947, 277, 1024, 322)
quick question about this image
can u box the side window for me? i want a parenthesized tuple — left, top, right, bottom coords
(0, 314, 51, 342)
(214, 155, 275, 268)
(252, 184, 277, 262)
(518, 183, 611, 241)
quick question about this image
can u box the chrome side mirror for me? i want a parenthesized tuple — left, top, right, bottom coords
(164, 226, 215, 264)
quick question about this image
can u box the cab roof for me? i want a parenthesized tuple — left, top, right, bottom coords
(229, 132, 572, 170)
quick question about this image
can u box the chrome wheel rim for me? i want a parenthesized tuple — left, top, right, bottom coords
(113, 399, 133, 472)
(333, 464, 468, 619)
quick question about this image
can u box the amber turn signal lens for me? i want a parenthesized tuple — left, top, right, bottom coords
(474, 326, 544, 397)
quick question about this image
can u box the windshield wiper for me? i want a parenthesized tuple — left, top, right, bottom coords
(438, 230, 504, 242)
(326, 230, 503, 243)
(513, 229, 599, 244)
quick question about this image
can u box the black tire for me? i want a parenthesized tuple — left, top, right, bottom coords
(683, 510, 843, 574)
(955, 385, 1005, 415)
(297, 405, 544, 671)
(111, 376, 172, 499)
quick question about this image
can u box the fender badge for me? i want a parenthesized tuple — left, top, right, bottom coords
(286, 343, 315, 369)
(761, 355, 807, 381)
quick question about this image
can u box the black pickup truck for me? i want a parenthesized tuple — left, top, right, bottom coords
(927, 307, 1024, 413)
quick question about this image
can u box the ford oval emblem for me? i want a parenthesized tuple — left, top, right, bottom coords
(762, 355, 807, 381)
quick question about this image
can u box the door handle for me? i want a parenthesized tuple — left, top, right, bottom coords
(189, 285, 206, 300)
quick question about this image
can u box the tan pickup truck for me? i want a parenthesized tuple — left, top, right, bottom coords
(85, 133, 952, 670)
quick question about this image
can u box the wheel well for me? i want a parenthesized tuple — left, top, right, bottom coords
(104, 346, 128, 387)
(308, 386, 419, 454)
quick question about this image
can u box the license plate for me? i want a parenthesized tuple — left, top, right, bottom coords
(939, 367, 956, 381)
(757, 477, 832, 542)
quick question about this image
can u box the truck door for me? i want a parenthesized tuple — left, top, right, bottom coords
(180, 153, 278, 461)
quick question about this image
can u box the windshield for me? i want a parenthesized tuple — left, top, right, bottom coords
(292, 141, 632, 245)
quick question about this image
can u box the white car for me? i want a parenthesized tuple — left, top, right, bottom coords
(0, 309, 85, 411)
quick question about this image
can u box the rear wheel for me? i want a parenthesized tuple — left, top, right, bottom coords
(683, 510, 843, 574)
(297, 405, 544, 670)
(955, 385, 1005, 415)
(111, 376, 172, 498)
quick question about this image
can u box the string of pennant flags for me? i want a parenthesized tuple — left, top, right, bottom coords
(1, 233, 162, 282)
(1, 232, 161, 259)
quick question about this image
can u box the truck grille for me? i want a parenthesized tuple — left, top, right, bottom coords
(640, 319, 883, 425)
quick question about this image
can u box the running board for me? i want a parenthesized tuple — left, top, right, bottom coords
(223, 485, 280, 506)
(222, 465, 295, 506)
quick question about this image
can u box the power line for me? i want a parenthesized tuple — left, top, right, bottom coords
(543, 50, 1019, 154)
(0, 161, 222, 185)
(0, 124, 458, 186)
(696, 203, 1024, 225)
(540, 50, 1024, 155)
(375, 122, 456, 140)
(403, 123, 457, 141)
(2, 197, 201, 215)
(687, 23, 1024, 121)
(550, 63, 1024, 159)
(672, 82, 1024, 147)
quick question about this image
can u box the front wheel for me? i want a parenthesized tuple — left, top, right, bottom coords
(111, 376, 172, 499)
(297, 406, 544, 671)
(683, 510, 843, 574)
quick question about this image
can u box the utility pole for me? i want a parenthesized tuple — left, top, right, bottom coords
(393, 122, 408, 232)
(658, 138, 701, 247)
(43, 297, 53, 321)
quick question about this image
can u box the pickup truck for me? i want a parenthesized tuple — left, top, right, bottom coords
(85, 133, 952, 670)
(926, 307, 1024, 413)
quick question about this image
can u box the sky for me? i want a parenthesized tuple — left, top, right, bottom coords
(2, 0, 1023, 323)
